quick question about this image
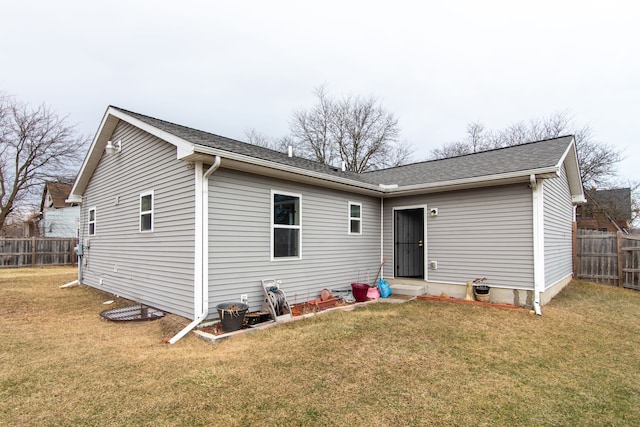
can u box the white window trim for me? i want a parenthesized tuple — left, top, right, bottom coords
(348, 201, 362, 235)
(271, 190, 302, 261)
(88, 207, 96, 236)
(139, 190, 154, 233)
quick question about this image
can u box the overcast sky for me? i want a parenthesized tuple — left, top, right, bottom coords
(2, 1, 639, 185)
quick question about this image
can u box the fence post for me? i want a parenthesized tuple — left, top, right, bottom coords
(572, 222, 577, 277)
(617, 231, 623, 287)
(31, 236, 36, 267)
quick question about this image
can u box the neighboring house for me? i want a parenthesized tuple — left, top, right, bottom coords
(68, 106, 585, 336)
(40, 182, 80, 237)
(576, 188, 632, 233)
(2, 214, 40, 237)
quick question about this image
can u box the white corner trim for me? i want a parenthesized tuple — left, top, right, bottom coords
(530, 175, 545, 314)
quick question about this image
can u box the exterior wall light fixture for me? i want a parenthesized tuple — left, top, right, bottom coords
(105, 140, 122, 155)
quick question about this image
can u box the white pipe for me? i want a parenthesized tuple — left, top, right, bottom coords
(60, 280, 78, 289)
(530, 174, 543, 316)
(168, 313, 208, 344)
(380, 198, 384, 278)
(169, 156, 221, 344)
(204, 156, 222, 178)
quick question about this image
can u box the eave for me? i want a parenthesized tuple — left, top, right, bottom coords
(69, 107, 586, 203)
(380, 167, 560, 198)
(187, 144, 384, 197)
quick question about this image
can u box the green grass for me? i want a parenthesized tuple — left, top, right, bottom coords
(1, 268, 639, 426)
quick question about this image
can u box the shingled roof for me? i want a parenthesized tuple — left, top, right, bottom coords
(585, 188, 632, 220)
(112, 107, 362, 181)
(41, 182, 73, 210)
(69, 106, 584, 201)
(112, 107, 575, 187)
(361, 136, 575, 186)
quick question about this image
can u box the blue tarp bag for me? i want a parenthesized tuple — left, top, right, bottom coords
(378, 278, 392, 298)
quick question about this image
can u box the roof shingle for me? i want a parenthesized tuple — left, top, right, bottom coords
(112, 107, 575, 188)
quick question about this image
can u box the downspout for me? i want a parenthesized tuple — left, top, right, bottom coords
(530, 174, 543, 315)
(169, 156, 221, 344)
(380, 198, 384, 278)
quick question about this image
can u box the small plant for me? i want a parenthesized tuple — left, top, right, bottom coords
(472, 278, 488, 290)
(219, 303, 245, 319)
(472, 278, 490, 301)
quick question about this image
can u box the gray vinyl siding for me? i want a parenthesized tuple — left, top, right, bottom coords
(80, 122, 196, 318)
(543, 164, 574, 288)
(383, 184, 535, 289)
(208, 169, 381, 313)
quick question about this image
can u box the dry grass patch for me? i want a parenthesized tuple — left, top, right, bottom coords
(1, 269, 639, 426)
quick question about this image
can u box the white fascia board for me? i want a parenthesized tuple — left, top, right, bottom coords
(572, 195, 587, 204)
(381, 166, 560, 198)
(192, 144, 383, 195)
(65, 195, 83, 204)
(68, 107, 196, 200)
(68, 108, 120, 201)
(192, 144, 566, 198)
(108, 108, 194, 155)
(556, 138, 585, 201)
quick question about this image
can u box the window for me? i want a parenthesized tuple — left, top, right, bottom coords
(272, 191, 301, 259)
(349, 202, 362, 234)
(88, 207, 96, 236)
(140, 191, 154, 232)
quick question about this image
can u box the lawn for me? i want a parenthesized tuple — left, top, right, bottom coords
(1, 267, 639, 426)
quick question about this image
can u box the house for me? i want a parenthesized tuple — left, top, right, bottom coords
(68, 106, 585, 340)
(1, 212, 40, 237)
(40, 181, 80, 237)
(576, 188, 632, 233)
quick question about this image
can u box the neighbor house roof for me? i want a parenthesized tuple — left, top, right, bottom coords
(41, 182, 73, 210)
(68, 106, 585, 202)
(585, 188, 632, 220)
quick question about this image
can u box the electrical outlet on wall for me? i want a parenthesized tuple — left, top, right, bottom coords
(240, 294, 248, 304)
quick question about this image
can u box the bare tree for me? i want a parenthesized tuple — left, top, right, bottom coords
(0, 93, 88, 229)
(289, 86, 339, 166)
(430, 141, 473, 159)
(431, 121, 494, 158)
(244, 128, 275, 149)
(430, 111, 622, 188)
(287, 86, 413, 172)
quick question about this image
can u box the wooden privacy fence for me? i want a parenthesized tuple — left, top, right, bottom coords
(575, 229, 640, 290)
(0, 237, 78, 267)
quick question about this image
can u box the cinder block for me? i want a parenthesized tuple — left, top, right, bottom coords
(389, 283, 426, 296)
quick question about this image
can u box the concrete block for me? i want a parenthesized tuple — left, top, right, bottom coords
(389, 283, 426, 296)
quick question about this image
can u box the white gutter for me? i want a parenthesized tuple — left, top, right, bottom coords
(190, 144, 382, 194)
(383, 166, 560, 197)
(530, 174, 544, 316)
(169, 156, 221, 344)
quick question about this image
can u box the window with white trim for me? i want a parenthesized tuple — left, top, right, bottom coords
(272, 191, 301, 259)
(88, 207, 96, 236)
(139, 191, 154, 232)
(349, 202, 362, 234)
